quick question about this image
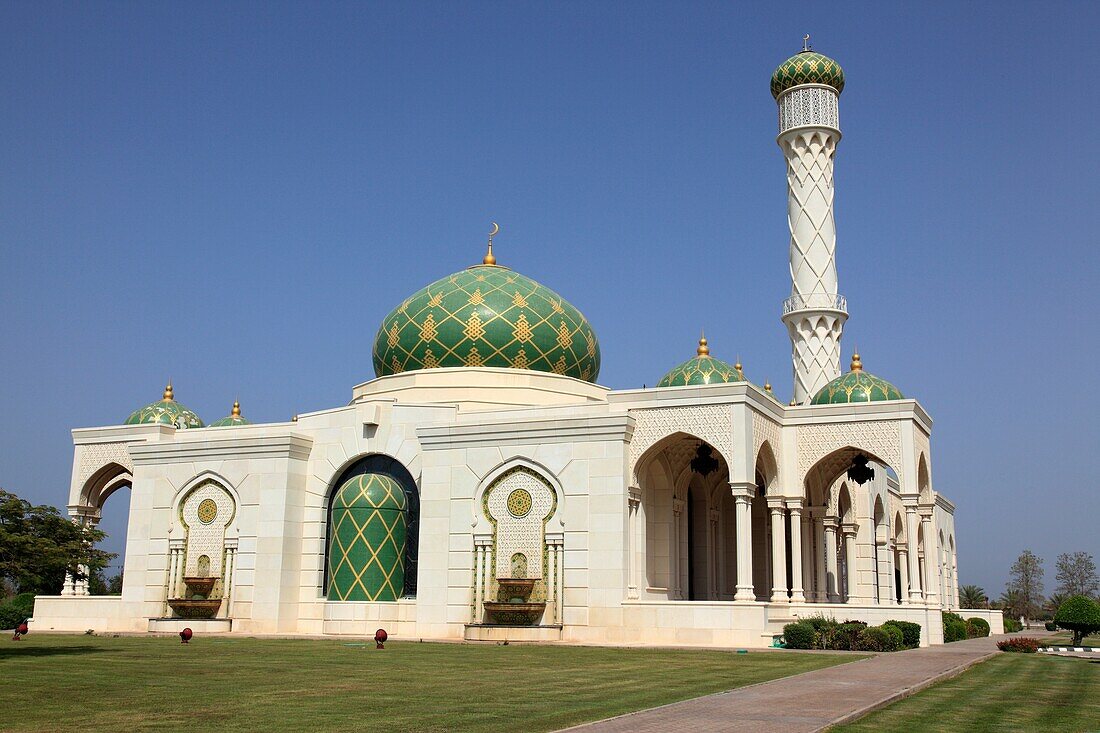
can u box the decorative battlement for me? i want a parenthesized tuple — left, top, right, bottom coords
(782, 293, 847, 316)
(778, 84, 840, 133)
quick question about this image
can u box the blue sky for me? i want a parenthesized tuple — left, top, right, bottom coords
(2, 2, 1097, 597)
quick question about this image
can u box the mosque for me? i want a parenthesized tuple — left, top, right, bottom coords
(33, 45, 999, 646)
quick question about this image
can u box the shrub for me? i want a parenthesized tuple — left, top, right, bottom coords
(1045, 621, 1057, 631)
(880, 623, 904, 651)
(802, 614, 840, 648)
(997, 637, 1040, 653)
(1053, 595, 1100, 646)
(884, 620, 921, 649)
(833, 622, 867, 651)
(966, 617, 990, 638)
(783, 622, 817, 650)
(1004, 618, 1023, 633)
(942, 611, 968, 642)
(855, 625, 903, 652)
(0, 593, 35, 630)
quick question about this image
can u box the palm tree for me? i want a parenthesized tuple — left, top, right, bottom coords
(999, 589, 1022, 618)
(959, 584, 988, 609)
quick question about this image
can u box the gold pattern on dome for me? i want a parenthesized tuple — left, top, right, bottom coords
(464, 312, 486, 340)
(513, 313, 533, 342)
(387, 323, 400, 348)
(423, 348, 440, 369)
(506, 488, 533, 518)
(556, 321, 571, 349)
(512, 292, 528, 308)
(586, 333, 596, 358)
(466, 346, 484, 367)
(427, 291, 443, 308)
(419, 313, 438, 341)
(552, 355, 568, 375)
(197, 498, 218, 524)
(469, 288, 485, 306)
(512, 348, 530, 369)
(551, 299, 563, 314)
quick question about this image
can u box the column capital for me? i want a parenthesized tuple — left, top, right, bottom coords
(766, 497, 786, 511)
(545, 532, 564, 548)
(823, 514, 840, 528)
(729, 482, 756, 500)
(628, 486, 642, 504)
(474, 534, 493, 548)
(673, 498, 686, 514)
(841, 521, 859, 536)
(786, 497, 805, 512)
(918, 506, 935, 520)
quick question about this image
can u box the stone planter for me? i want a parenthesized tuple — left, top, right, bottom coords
(168, 598, 223, 619)
(182, 576, 217, 598)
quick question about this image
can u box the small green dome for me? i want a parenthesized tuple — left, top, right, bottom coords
(209, 400, 252, 427)
(124, 384, 204, 429)
(656, 336, 745, 387)
(771, 50, 845, 99)
(811, 354, 904, 405)
(373, 241, 600, 382)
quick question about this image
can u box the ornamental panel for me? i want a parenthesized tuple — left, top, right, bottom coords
(797, 420, 903, 488)
(76, 442, 135, 491)
(180, 481, 236, 578)
(628, 405, 734, 484)
(752, 411, 783, 484)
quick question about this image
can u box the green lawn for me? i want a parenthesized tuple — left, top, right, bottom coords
(0, 635, 855, 732)
(831, 653, 1100, 733)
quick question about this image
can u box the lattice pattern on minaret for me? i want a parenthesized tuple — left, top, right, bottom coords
(777, 80, 845, 404)
(783, 129, 839, 299)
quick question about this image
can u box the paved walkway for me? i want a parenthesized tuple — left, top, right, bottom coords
(563, 634, 1009, 733)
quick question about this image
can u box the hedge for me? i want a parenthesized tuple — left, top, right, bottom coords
(997, 637, 1040, 653)
(833, 622, 867, 651)
(855, 624, 903, 652)
(0, 593, 35, 631)
(1004, 618, 1023, 633)
(884, 619, 921, 648)
(783, 622, 817, 649)
(966, 617, 990, 638)
(943, 611, 968, 642)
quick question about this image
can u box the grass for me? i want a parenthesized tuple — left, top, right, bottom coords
(831, 653, 1100, 733)
(0, 634, 856, 732)
(1046, 630, 1100, 647)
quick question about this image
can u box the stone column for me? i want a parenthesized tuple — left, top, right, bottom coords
(920, 510, 939, 606)
(731, 483, 756, 602)
(671, 498, 685, 600)
(627, 487, 641, 599)
(814, 515, 827, 601)
(841, 523, 859, 603)
(222, 539, 237, 618)
(905, 507, 923, 603)
(897, 547, 910, 605)
(823, 517, 839, 602)
(548, 535, 565, 623)
(768, 498, 788, 602)
(788, 499, 806, 603)
(708, 507, 720, 600)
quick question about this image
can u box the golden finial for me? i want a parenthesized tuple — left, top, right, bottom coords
(697, 331, 710, 356)
(291, 414, 298, 422)
(789, 399, 798, 406)
(162, 382, 174, 401)
(483, 222, 500, 266)
(851, 351, 863, 372)
(765, 380, 772, 393)
(734, 356, 743, 375)
(231, 400, 241, 417)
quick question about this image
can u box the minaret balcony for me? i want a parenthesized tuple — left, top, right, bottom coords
(782, 293, 847, 316)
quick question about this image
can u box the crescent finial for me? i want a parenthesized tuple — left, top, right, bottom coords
(483, 222, 500, 265)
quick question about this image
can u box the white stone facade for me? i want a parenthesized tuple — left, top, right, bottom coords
(33, 368, 992, 646)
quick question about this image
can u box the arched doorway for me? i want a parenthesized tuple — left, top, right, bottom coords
(636, 433, 734, 601)
(72, 463, 133, 596)
(324, 453, 420, 599)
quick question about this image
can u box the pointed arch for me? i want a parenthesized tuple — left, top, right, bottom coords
(472, 456, 565, 536)
(917, 453, 932, 502)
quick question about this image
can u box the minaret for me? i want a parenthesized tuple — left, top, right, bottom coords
(773, 38, 848, 403)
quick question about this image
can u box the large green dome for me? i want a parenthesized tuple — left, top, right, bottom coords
(771, 50, 845, 99)
(656, 337, 744, 388)
(373, 253, 601, 383)
(811, 354, 903, 405)
(124, 384, 204, 429)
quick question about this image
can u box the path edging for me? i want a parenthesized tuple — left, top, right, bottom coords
(813, 650, 999, 731)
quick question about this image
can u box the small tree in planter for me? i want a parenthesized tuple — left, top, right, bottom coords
(1053, 595, 1100, 646)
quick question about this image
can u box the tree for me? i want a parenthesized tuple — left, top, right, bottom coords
(1053, 595, 1100, 646)
(1006, 550, 1044, 621)
(959, 585, 988, 609)
(0, 489, 114, 595)
(1055, 552, 1099, 598)
(107, 571, 123, 595)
